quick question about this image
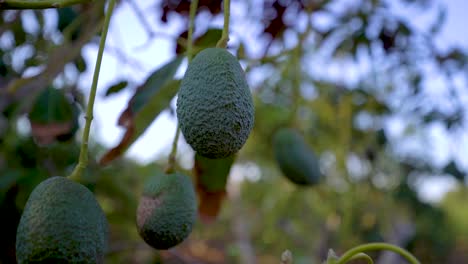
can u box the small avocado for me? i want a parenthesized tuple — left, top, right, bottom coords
(16, 176, 108, 263)
(136, 172, 197, 250)
(273, 128, 323, 186)
(176, 48, 254, 159)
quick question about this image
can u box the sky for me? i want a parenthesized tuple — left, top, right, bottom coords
(77, 0, 468, 202)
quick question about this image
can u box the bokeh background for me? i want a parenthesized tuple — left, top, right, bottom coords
(1, 0, 468, 263)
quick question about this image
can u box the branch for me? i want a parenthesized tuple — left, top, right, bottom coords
(165, 0, 198, 174)
(0, 0, 92, 9)
(125, 0, 154, 39)
(0, 1, 105, 114)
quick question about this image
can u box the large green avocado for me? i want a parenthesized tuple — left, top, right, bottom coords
(176, 48, 254, 159)
(136, 172, 197, 250)
(273, 128, 323, 186)
(16, 176, 108, 263)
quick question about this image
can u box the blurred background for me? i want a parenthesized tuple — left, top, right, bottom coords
(1, 0, 468, 263)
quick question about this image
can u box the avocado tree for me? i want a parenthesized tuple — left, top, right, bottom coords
(1, 0, 467, 263)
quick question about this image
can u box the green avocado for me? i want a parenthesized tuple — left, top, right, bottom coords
(176, 48, 254, 159)
(16, 176, 108, 263)
(136, 172, 197, 250)
(273, 128, 323, 186)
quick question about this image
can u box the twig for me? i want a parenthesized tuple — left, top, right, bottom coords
(105, 44, 146, 71)
(69, 0, 117, 181)
(164, 0, 198, 174)
(125, 0, 155, 39)
(216, 0, 230, 48)
(0, 0, 91, 9)
(1, 1, 105, 115)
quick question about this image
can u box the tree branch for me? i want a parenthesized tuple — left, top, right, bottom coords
(0, 0, 92, 9)
(0, 1, 105, 115)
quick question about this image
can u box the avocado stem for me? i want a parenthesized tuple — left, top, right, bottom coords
(334, 242, 420, 264)
(166, 0, 199, 174)
(69, 0, 116, 182)
(216, 0, 231, 48)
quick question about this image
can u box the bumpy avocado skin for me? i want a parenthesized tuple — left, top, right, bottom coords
(16, 176, 108, 264)
(273, 128, 322, 186)
(177, 48, 254, 159)
(136, 172, 197, 250)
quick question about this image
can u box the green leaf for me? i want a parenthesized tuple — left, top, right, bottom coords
(28, 86, 76, 145)
(74, 55, 87, 73)
(194, 153, 235, 223)
(126, 56, 183, 115)
(443, 161, 465, 182)
(176, 28, 222, 56)
(99, 56, 184, 165)
(57, 7, 80, 40)
(29, 86, 73, 123)
(194, 153, 235, 192)
(104, 80, 128, 97)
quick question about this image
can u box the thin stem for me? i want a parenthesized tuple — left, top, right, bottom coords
(335, 243, 420, 264)
(165, 125, 181, 174)
(0, 0, 91, 9)
(186, 0, 198, 62)
(347, 253, 374, 264)
(69, 0, 116, 182)
(165, 0, 198, 174)
(216, 0, 230, 48)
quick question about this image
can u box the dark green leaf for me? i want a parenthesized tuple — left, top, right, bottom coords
(443, 161, 465, 182)
(176, 28, 222, 56)
(126, 56, 183, 115)
(74, 55, 87, 73)
(104, 80, 128, 97)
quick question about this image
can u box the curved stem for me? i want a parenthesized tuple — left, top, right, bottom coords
(216, 0, 230, 48)
(0, 0, 91, 9)
(69, 0, 116, 182)
(335, 243, 420, 264)
(346, 253, 374, 264)
(165, 0, 198, 174)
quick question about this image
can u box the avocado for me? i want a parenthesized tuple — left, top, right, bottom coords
(176, 48, 254, 159)
(136, 172, 197, 250)
(273, 128, 323, 186)
(16, 176, 108, 263)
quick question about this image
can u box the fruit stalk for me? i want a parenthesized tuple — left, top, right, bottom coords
(216, 0, 231, 48)
(166, 0, 199, 173)
(334, 243, 420, 264)
(69, 0, 116, 181)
